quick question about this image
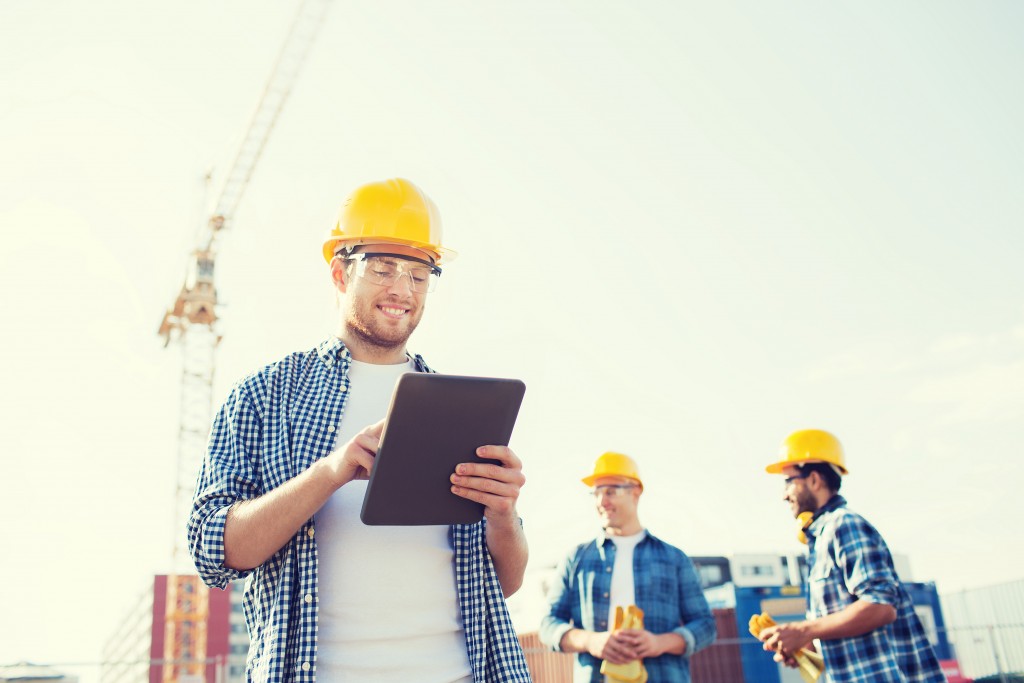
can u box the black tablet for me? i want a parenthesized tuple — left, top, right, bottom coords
(360, 372, 527, 526)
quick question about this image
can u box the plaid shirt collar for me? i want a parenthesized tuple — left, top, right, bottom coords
(805, 494, 847, 541)
(316, 336, 430, 372)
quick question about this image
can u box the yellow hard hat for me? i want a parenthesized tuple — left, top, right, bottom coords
(582, 452, 643, 489)
(322, 178, 457, 265)
(765, 429, 849, 475)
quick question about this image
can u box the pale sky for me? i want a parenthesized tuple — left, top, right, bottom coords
(2, 1, 1022, 680)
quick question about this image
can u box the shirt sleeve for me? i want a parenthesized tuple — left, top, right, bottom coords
(832, 513, 901, 607)
(672, 553, 717, 657)
(186, 380, 265, 589)
(538, 546, 582, 651)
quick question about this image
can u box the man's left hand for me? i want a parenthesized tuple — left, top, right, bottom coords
(759, 622, 812, 664)
(615, 629, 687, 658)
(450, 445, 525, 520)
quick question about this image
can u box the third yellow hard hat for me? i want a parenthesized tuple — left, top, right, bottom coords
(322, 178, 457, 265)
(582, 452, 644, 489)
(765, 429, 849, 475)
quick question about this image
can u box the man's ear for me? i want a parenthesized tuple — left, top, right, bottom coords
(806, 470, 823, 492)
(330, 258, 349, 293)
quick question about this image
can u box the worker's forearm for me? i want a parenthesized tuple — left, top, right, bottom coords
(223, 459, 340, 570)
(559, 628, 595, 654)
(657, 632, 687, 656)
(485, 513, 529, 597)
(806, 599, 897, 641)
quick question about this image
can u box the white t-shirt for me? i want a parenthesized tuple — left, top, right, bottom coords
(606, 531, 646, 683)
(315, 359, 472, 683)
(607, 531, 646, 627)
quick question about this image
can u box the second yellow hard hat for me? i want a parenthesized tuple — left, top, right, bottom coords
(765, 429, 849, 475)
(582, 452, 644, 489)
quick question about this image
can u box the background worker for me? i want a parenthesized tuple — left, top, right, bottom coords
(540, 452, 716, 683)
(758, 429, 946, 683)
(188, 178, 531, 683)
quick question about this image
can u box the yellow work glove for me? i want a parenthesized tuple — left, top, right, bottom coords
(600, 605, 649, 683)
(748, 612, 824, 683)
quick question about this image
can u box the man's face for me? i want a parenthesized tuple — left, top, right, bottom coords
(591, 476, 641, 531)
(781, 466, 818, 518)
(334, 244, 434, 353)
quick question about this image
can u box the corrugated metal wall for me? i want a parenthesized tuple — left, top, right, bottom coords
(519, 609, 748, 683)
(942, 579, 1024, 681)
(518, 632, 572, 683)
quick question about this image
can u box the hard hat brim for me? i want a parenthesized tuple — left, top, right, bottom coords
(323, 237, 457, 265)
(765, 459, 849, 475)
(581, 474, 643, 489)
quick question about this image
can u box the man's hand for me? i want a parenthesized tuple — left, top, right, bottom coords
(451, 445, 529, 596)
(616, 629, 686, 658)
(322, 419, 385, 487)
(449, 445, 525, 520)
(587, 630, 638, 665)
(759, 622, 813, 666)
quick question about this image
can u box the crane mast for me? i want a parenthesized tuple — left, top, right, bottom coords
(156, 2, 331, 681)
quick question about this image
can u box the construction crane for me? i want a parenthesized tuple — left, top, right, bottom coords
(156, 2, 331, 681)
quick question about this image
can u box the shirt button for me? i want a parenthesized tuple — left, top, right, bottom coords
(603, 592, 609, 598)
(307, 527, 315, 538)
(327, 426, 335, 432)
(304, 594, 313, 603)
(606, 567, 612, 573)
(301, 663, 310, 672)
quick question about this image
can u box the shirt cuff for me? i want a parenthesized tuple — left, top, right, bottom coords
(549, 623, 574, 652)
(672, 626, 697, 658)
(196, 503, 245, 588)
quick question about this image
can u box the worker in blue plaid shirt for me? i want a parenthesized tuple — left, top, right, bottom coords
(539, 452, 717, 682)
(758, 429, 945, 683)
(188, 178, 532, 683)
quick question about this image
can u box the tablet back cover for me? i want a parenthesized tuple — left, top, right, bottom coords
(360, 373, 526, 526)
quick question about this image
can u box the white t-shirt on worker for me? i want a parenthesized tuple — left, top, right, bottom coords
(607, 530, 645, 626)
(315, 359, 472, 683)
(606, 531, 646, 683)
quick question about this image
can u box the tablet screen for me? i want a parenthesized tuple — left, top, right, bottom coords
(360, 372, 526, 526)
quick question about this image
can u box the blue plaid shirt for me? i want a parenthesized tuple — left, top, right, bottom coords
(805, 496, 945, 683)
(187, 337, 532, 683)
(539, 531, 716, 683)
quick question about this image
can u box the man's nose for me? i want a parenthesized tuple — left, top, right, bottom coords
(386, 272, 416, 295)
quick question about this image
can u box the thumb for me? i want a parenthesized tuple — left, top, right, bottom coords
(366, 418, 386, 438)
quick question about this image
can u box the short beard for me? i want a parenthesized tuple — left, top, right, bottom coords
(345, 315, 410, 353)
(794, 488, 818, 517)
(341, 295, 422, 355)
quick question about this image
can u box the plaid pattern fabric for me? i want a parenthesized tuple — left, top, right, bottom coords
(187, 337, 532, 683)
(805, 496, 946, 683)
(539, 531, 716, 683)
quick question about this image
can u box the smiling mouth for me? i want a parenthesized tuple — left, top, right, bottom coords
(378, 305, 408, 317)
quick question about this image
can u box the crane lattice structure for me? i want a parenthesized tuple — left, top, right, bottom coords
(156, 2, 331, 681)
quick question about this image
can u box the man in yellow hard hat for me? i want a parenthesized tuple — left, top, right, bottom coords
(757, 429, 945, 683)
(539, 452, 716, 682)
(188, 178, 531, 682)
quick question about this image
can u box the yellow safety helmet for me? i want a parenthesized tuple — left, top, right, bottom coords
(582, 452, 644, 489)
(321, 177, 457, 265)
(765, 429, 849, 475)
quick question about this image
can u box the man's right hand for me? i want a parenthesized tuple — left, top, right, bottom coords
(322, 419, 385, 486)
(224, 419, 387, 571)
(588, 630, 638, 665)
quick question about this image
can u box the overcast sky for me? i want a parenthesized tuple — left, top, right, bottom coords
(2, 1, 1022, 679)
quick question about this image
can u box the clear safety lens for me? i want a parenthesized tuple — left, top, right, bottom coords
(349, 253, 441, 293)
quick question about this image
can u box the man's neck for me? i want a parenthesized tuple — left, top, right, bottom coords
(604, 522, 643, 537)
(336, 330, 409, 365)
